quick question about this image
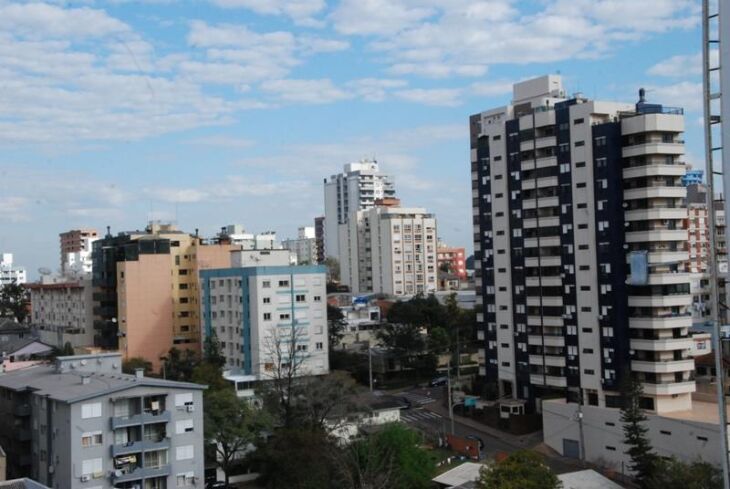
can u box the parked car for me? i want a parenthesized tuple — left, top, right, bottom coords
(429, 376, 448, 387)
(206, 482, 228, 489)
(466, 435, 485, 450)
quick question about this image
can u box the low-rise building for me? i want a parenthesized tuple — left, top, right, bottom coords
(0, 352, 205, 488)
(201, 249, 329, 395)
(28, 280, 95, 350)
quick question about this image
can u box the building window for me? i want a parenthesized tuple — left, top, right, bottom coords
(584, 369, 595, 375)
(263, 297, 271, 304)
(576, 183, 586, 189)
(295, 294, 306, 303)
(176, 419, 194, 434)
(81, 431, 103, 448)
(263, 313, 271, 321)
(575, 141, 585, 147)
(176, 445, 194, 461)
(262, 281, 271, 288)
(316, 342, 323, 350)
(278, 280, 290, 287)
(81, 402, 102, 419)
(575, 162, 586, 168)
(279, 313, 291, 320)
(177, 473, 195, 487)
(174, 393, 194, 407)
(81, 458, 103, 477)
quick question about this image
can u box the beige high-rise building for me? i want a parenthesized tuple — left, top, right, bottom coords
(92, 223, 237, 371)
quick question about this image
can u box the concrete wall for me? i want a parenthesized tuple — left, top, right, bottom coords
(542, 400, 722, 471)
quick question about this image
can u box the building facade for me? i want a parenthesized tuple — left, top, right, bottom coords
(0, 254, 26, 287)
(92, 223, 236, 371)
(323, 160, 396, 260)
(437, 244, 467, 281)
(282, 227, 319, 265)
(28, 280, 95, 350)
(200, 250, 329, 383)
(215, 225, 280, 250)
(340, 199, 438, 297)
(59, 230, 99, 277)
(471, 75, 693, 414)
(314, 216, 325, 264)
(0, 352, 204, 489)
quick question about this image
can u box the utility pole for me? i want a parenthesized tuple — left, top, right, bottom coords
(447, 357, 455, 434)
(368, 345, 374, 392)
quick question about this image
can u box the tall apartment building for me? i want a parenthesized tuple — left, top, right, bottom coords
(314, 217, 325, 264)
(323, 160, 396, 260)
(28, 280, 95, 350)
(282, 226, 319, 265)
(0, 352, 204, 488)
(436, 244, 468, 280)
(340, 198, 438, 297)
(200, 249, 329, 389)
(471, 75, 693, 414)
(0, 254, 26, 287)
(92, 223, 236, 371)
(59, 230, 99, 277)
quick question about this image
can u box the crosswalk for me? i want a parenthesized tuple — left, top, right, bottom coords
(400, 410, 443, 423)
(400, 391, 436, 406)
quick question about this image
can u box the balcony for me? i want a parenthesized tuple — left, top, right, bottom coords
(625, 272, 690, 286)
(623, 186, 686, 201)
(627, 294, 692, 308)
(526, 296, 563, 307)
(622, 142, 684, 159)
(630, 337, 694, 352)
(111, 439, 171, 458)
(111, 410, 171, 430)
(535, 135, 557, 149)
(528, 335, 565, 347)
(622, 164, 687, 180)
(629, 315, 692, 330)
(525, 256, 561, 268)
(525, 276, 562, 287)
(530, 374, 567, 387)
(643, 250, 689, 264)
(13, 404, 31, 417)
(524, 237, 560, 248)
(642, 381, 695, 396)
(522, 217, 560, 229)
(527, 316, 564, 327)
(522, 196, 559, 209)
(529, 355, 566, 367)
(632, 359, 695, 374)
(624, 208, 687, 222)
(521, 176, 559, 191)
(625, 229, 688, 243)
(112, 464, 172, 483)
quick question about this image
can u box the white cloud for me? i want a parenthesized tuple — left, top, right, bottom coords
(0, 197, 31, 222)
(260, 78, 351, 104)
(146, 187, 210, 204)
(470, 79, 514, 97)
(209, 0, 326, 26)
(186, 135, 255, 149)
(646, 52, 717, 78)
(395, 88, 463, 106)
(649, 81, 702, 112)
(331, 0, 699, 79)
(346, 78, 408, 102)
(0, 2, 130, 38)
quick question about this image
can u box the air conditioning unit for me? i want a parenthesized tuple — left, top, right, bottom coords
(186, 404, 195, 413)
(80, 475, 90, 482)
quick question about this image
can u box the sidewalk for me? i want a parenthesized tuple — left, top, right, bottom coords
(421, 400, 542, 450)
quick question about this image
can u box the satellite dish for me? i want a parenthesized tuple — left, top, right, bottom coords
(38, 267, 52, 276)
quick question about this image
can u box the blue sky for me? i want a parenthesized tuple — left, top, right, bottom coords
(0, 0, 704, 277)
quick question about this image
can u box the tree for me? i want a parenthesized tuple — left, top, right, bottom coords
(161, 347, 198, 381)
(192, 362, 229, 391)
(368, 424, 434, 489)
(621, 377, 656, 487)
(0, 281, 29, 323)
(205, 387, 269, 485)
(324, 256, 341, 283)
(327, 304, 346, 349)
(646, 457, 722, 489)
(203, 330, 226, 370)
(293, 371, 360, 431)
(257, 428, 339, 489)
(122, 357, 153, 376)
(478, 450, 561, 489)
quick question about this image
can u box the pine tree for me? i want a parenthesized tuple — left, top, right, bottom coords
(620, 377, 656, 487)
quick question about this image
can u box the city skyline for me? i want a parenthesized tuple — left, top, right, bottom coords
(1, 1, 705, 278)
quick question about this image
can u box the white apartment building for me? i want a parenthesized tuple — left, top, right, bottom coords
(282, 226, 319, 265)
(62, 236, 98, 279)
(323, 159, 396, 260)
(0, 254, 26, 287)
(28, 279, 95, 350)
(200, 249, 329, 397)
(216, 224, 281, 250)
(471, 75, 693, 414)
(340, 199, 438, 297)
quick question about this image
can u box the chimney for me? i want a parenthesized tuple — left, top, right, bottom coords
(81, 375, 91, 385)
(135, 368, 144, 379)
(638, 87, 646, 104)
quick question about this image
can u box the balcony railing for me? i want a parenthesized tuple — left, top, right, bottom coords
(111, 438, 170, 457)
(112, 464, 171, 483)
(110, 410, 171, 430)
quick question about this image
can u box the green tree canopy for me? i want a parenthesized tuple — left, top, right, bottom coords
(205, 387, 270, 484)
(621, 377, 656, 487)
(122, 357, 153, 376)
(478, 450, 561, 489)
(161, 347, 198, 381)
(327, 304, 346, 349)
(0, 281, 29, 323)
(647, 457, 722, 489)
(203, 330, 226, 370)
